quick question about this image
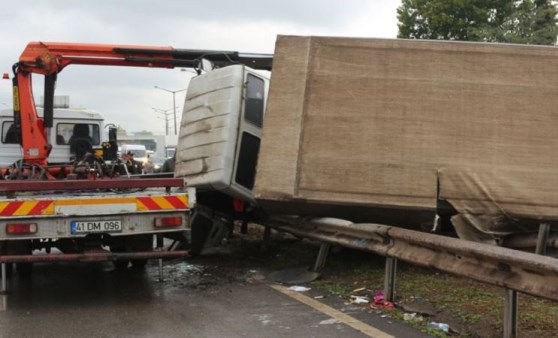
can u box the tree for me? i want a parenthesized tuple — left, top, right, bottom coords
(397, 0, 558, 45)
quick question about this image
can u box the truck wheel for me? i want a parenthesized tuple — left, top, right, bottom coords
(16, 263, 33, 279)
(0, 242, 13, 278)
(131, 259, 147, 269)
(190, 213, 213, 255)
(129, 235, 151, 269)
(113, 259, 129, 270)
(110, 245, 129, 270)
(6, 240, 33, 279)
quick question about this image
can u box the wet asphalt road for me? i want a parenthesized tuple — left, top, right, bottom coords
(0, 258, 430, 338)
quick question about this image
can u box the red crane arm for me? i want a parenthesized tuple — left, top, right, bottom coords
(17, 41, 176, 75)
(13, 42, 177, 165)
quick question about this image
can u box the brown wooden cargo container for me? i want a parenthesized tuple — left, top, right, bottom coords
(254, 35, 558, 236)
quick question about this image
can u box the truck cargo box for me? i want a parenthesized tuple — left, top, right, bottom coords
(254, 35, 558, 237)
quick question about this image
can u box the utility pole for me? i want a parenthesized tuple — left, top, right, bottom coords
(152, 107, 175, 136)
(154, 86, 187, 135)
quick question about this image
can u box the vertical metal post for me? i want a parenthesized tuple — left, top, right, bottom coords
(502, 223, 550, 338)
(503, 289, 518, 338)
(261, 226, 271, 253)
(384, 257, 397, 302)
(156, 234, 164, 282)
(535, 223, 550, 255)
(312, 243, 331, 272)
(1, 263, 6, 294)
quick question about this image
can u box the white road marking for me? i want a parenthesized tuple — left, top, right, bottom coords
(270, 284, 395, 338)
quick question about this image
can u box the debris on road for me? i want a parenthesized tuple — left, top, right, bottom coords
(349, 295, 369, 304)
(399, 299, 438, 317)
(319, 318, 341, 325)
(403, 312, 424, 322)
(288, 285, 311, 292)
(427, 321, 450, 333)
(370, 290, 394, 309)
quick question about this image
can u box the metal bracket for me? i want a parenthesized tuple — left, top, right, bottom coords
(312, 243, 331, 272)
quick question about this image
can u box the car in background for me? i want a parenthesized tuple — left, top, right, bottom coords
(151, 155, 167, 173)
(120, 144, 147, 163)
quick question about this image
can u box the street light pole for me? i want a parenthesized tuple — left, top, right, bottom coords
(152, 107, 175, 135)
(154, 86, 187, 135)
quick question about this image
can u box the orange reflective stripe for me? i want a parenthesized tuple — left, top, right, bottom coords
(136, 195, 188, 211)
(0, 200, 54, 216)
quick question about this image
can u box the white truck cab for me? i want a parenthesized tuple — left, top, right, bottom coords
(0, 108, 104, 166)
(175, 65, 269, 203)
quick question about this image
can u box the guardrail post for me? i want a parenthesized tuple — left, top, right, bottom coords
(503, 223, 551, 338)
(312, 243, 331, 272)
(384, 257, 397, 302)
(1, 263, 6, 294)
(503, 289, 518, 338)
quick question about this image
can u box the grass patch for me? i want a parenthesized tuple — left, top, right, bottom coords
(308, 248, 558, 337)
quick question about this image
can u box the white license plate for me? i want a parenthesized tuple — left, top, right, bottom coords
(71, 220, 122, 234)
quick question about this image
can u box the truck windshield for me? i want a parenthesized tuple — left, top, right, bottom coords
(56, 123, 100, 145)
(130, 149, 146, 157)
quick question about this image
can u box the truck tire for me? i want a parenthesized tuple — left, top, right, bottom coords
(16, 262, 33, 279)
(6, 240, 33, 279)
(130, 259, 147, 269)
(0, 241, 13, 278)
(113, 260, 129, 270)
(130, 235, 152, 270)
(190, 213, 213, 256)
(110, 246, 129, 270)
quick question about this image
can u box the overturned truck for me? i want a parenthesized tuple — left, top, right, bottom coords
(250, 35, 558, 251)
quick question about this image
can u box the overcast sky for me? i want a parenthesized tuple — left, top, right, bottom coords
(0, 0, 401, 135)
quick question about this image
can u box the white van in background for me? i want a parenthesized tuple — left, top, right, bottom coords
(120, 144, 148, 164)
(0, 108, 104, 166)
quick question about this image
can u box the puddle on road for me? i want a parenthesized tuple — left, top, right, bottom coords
(147, 261, 264, 290)
(147, 261, 212, 289)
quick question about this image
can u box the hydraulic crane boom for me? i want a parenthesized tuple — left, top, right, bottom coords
(11, 41, 273, 166)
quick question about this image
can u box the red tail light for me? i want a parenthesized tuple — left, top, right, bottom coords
(6, 223, 38, 234)
(154, 216, 182, 227)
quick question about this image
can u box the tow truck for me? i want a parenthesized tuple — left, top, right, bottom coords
(0, 42, 271, 285)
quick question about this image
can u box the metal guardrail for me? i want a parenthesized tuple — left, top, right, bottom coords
(267, 216, 558, 302)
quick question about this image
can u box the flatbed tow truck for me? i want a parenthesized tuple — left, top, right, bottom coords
(0, 42, 271, 287)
